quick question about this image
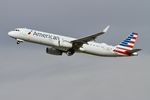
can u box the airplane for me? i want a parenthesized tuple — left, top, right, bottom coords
(8, 26, 141, 57)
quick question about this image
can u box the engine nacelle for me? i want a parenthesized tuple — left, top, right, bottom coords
(46, 47, 62, 55)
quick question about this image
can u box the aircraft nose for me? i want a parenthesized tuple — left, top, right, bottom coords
(8, 31, 14, 37)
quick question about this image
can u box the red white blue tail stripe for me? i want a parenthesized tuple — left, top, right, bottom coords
(113, 32, 138, 55)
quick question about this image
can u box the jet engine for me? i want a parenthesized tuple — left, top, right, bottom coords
(46, 47, 62, 55)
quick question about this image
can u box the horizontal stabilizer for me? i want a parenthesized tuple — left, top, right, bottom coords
(127, 49, 142, 54)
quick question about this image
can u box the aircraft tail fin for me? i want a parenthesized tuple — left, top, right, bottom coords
(113, 32, 140, 55)
(115, 32, 138, 50)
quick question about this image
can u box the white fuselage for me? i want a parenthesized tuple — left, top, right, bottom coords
(8, 28, 124, 57)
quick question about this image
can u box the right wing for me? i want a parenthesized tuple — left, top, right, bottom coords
(71, 26, 110, 49)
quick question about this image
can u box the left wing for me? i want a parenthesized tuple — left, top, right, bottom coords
(71, 25, 110, 49)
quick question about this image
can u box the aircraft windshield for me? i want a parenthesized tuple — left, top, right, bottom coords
(15, 28, 20, 31)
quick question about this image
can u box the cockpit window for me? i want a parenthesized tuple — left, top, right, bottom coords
(15, 29, 19, 31)
(15, 29, 20, 31)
